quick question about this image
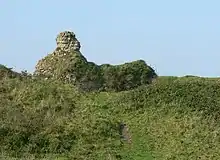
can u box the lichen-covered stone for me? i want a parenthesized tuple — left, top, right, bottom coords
(56, 31, 81, 52)
(34, 31, 157, 92)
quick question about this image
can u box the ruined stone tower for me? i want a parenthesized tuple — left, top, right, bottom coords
(56, 31, 81, 52)
(34, 30, 157, 92)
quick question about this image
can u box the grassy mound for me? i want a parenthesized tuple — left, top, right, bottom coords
(116, 76, 220, 159)
(34, 49, 157, 92)
(1, 74, 220, 159)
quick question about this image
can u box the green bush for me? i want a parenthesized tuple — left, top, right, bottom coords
(100, 60, 157, 91)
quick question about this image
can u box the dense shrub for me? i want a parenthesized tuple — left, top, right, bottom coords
(100, 60, 157, 91)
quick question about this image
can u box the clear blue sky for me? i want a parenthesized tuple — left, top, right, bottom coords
(1, 1, 220, 76)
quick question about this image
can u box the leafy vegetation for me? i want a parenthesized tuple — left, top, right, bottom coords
(0, 65, 21, 80)
(1, 65, 220, 159)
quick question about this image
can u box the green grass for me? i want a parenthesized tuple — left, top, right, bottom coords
(1, 75, 220, 159)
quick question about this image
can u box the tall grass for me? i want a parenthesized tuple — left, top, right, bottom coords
(1, 76, 220, 159)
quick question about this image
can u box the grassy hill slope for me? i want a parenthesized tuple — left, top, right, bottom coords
(1, 75, 220, 159)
